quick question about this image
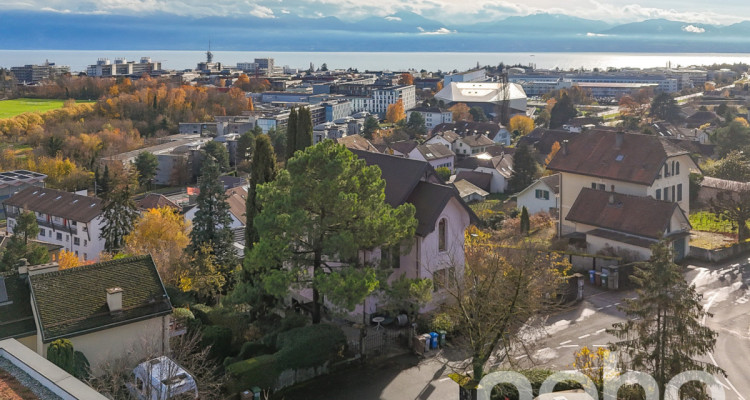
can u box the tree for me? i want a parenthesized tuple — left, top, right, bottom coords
(100, 183, 139, 253)
(320, 63, 328, 72)
(133, 151, 158, 189)
(247, 141, 417, 323)
(508, 143, 539, 192)
(14, 211, 39, 244)
(236, 130, 255, 173)
(398, 73, 414, 86)
(449, 103, 472, 122)
(711, 120, 750, 158)
(189, 156, 235, 270)
(436, 81, 444, 92)
(650, 92, 680, 123)
(445, 227, 568, 383)
(363, 115, 379, 139)
(203, 141, 230, 172)
(286, 107, 298, 162)
(519, 206, 530, 234)
(295, 106, 313, 151)
(386, 99, 406, 124)
(245, 134, 277, 250)
(47, 339, 89, 379)
(405, 111, 427, 136)
(701, 150, 750, 181)
(435, 166, 451, 182)
(469, 106, 488, 122)
(535, 109, 550, 128)
(608, 239, 724, 398)
(710, 184, 750, 242)
(545, 141, 561, 166)
(123, 206, 191, 285)
(550, 93, 577, 128)
(509, 115, 535, 137)
(57, 249, 81, 270)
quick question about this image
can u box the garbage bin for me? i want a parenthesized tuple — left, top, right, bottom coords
(429, 332, 438, 349)
(250, 386, 262, 400)
(589, 270, 596, 284)
(595, 272, 602, 286)
(601, 273, 608, 289)
(414, 335, 426, 355)
(422, 334, 431, 352)
(438, 330, 447, 347)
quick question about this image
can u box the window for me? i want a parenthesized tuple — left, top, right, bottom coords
(83, 253, 88, 261)
(73, 237, 80, 246)
(56, 232, 62, 241)
(83, 239, 87, 246)
(664, 163, 669, 177)
(438, 219, 447, 252)
(75, 250, 78, 256)
(675, 162, 680, 175)
(671, 161, 675, 175)
(672, 186, 676, 202)
(664, 187, 670, 201)
(656, 189, 661, 200)
(535, 189, 550, 200)
(591, 183, 597, 189)
(40, 229, 45, 237)
(597, 184, 605, 191)
(677, 184, 683, 201)
(432, 267, 455, 292)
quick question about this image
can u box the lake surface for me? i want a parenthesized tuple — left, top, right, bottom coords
(2, 50, 750, 73)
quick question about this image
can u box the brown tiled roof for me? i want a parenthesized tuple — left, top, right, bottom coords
(136, 193, 180, 211)
(455, 171, 492, 192)
(460, 134, 494, 148)
(701, 177, 750, 192)
(430, 130, 461, 144)
(225, 186, 248, 225)
(455, 154, 514, 178)
(686, 111, 720, 126)
(484, 145, 514, 157)
(518, 129, 577, 156)
(416, 143, 455, 161)
(433, 121, 505, 137)
(350, 149, 439, 207)
(4, 187, 103, 222)
(406, 182, 477, 236)
(0, 272, 36, 340)
(29, 255, 172, 342)
(566, 188, 680, 239)
(539, 174, 561, 195)
(547, 132, 690, 186)
(336, 135, 380, 152)
(390, 140, 419, 155)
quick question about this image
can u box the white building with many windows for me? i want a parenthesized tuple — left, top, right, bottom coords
(406, 107, 453, 130)
(4, 187, 105, 262)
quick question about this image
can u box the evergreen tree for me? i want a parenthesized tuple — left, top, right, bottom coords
(363, 115, 379, 139)
(286, 107, 298, 162)
(550, 93, 577, 128)
(14, 211, 39, 245)
(189, 156, 235, 269)
(508, 143, 539, 192)
(99, 165, 112, 198)
(203, 141, 230, 172)
(295, 106, 313, 151)
(608, 240, 724, 399)
(236, 130, 256, 172)
(100, 183, 139, 253)
(650, 92, 681, 123)
(245, 134, 277, 250)
(406, 111, 427, 136)
(133, 151, 159, 189)
(519, 206, 530, 234)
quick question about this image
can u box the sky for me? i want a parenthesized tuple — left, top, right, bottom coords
(3, 0, 750, 25)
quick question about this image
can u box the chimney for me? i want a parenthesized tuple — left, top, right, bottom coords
(562, 140, 569, 156)
(107, 287, 123, 313)
(615, 131, 624, 149)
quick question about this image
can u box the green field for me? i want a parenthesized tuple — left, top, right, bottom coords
(690, 211, 747, 233)
(0, 98, 92, 119)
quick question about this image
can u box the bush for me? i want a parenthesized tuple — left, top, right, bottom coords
(201, 325, 233, 361)
(47, 339, 75, 373)
(275, 324, 346, 372)
(430, 313, 455, 333)
(227, 354, 279, 393)
(490, 369, 583, 399)
(239, 341, 275, 360)
(191, 304, 212, 325)
(173, 307, 195, 323)
(261, 313, 308, 348)
(165, 285, 195, 307)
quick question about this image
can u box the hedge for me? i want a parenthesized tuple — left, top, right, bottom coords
(227, 354, 279, 393)
(275, 324, 346, 372)
(201, 325, 233, 361)
(490, 369, 584, 399)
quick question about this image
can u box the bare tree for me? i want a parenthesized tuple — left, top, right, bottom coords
(710, 187, 750, 241)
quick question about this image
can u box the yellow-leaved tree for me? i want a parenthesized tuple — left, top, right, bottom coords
(509, 115, 535, 136)
(449, 103, 472, 122)
(57, 249, 81, 270)
(545, 141, 561, 166)
(386, 99, 406, 124)
(123, 206, 190, 286)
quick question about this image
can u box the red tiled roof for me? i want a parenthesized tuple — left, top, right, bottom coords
(136, 193, 180, 211)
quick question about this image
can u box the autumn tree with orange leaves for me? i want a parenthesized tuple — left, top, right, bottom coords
(386, 99, 406, 123)
(449, 103, 472, 121)
(398, 73, 414, 86)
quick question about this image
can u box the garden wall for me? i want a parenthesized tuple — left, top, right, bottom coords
(690, 241, 750, 263)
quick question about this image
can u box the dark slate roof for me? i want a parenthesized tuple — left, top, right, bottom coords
(4, 187, 103, 223)
(409, 106, 448, 113)
(686, 110, 720, 126)
(547, 131, 690, 186)
(136, 193, 180, 211)
(407, 182, 477, 236)
(518, 128, 577, 156)
(566, 188, 680, 239)
(350, 149, 438, 207)
(29, 255, 172, 342)
(336, 135, 380, 152)
(456, 154, 514, 178)
(390, 140, 419, 155)
(460, 134, 495, 147)
(433, 121, 505, 136)
(455, 171, 492, 192)
(539, 174, 560, 195)
(585, 228, 656, 249)
(416, 143, 455, 161)
(0, 272, 36, 340)
(484, 144, 514, 157)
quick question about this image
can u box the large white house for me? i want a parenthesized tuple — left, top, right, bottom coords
(406, 106, 452, 131)
(516, 174, 560, 216)
(4, 187, 106, 261)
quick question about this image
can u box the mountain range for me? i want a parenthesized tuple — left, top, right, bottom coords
(5, 10, 750, 52)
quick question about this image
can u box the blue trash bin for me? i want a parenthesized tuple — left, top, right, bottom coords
(589, 270, 596, 284)
(429, 332, 438, 349)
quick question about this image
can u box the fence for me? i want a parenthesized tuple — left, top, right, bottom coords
(347, 325, 413, 358)
(690, 241, 750, 263)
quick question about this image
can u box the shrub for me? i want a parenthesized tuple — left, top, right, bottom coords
(165, 285, 195, 307)
(47, 339, 75, 374)
(261, 313, 308, 348)
(73, 351, 90, 380)
(227, 354, 279, 393)
(430, 313, 455, 333)
(201, 325, 233, 361)
(275, 324, 346, 371)
(239, 341, 275, 360)
(191, 304, 212, 325)
(490, 369, 583, 399)
(173, 307, 195, 324)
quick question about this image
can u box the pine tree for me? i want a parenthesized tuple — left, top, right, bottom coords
(550, 93, 577, 128)
(608, 240, 725, 399)
(189, 156, 235, 269)
(285, 107, 298, 162)
(100, 183, 139, 253)
(508, 143, 539, 192)
(295, 106, 313, 151)
(245, 134, 277, 250)
(99, 165, 111, 198)
(519, 206, 530, 234)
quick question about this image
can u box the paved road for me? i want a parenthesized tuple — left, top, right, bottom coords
(281, 259, 750, 400)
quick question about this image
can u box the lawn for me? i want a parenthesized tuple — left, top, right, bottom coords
(0, 98, 93, 119)
(689, 211, 745, 234)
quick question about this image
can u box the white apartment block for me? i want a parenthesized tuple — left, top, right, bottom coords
(4, 187, 106, 262)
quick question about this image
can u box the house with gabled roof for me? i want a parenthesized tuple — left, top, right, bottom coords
(350, 150, 478, 314)
(516, 174, 560, 216)
(547, 131, 699, 260)
(455, 153, 514, 193)
(407, 143, 456, 172)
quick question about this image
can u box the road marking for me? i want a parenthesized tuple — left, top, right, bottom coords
(514, 354, 528, 360)
(559, 340, 572, 345)
(578, 334, 590, 339)
(613, 302, 620, 306)
(595, 329, 606, 334)
(702, 292, 745, 400)
(437, 377, 452, 383)
(593, 344, 608, 347)
(604, 305, 613, 308)
(596, 307, 603, 311)
(557, 345, 579, 349)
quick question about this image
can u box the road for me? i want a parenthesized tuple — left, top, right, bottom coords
(281, 259, 750, 400)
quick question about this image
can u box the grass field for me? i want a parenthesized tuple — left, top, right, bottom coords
(689, 210, 746, 233)
(0, 98, 93, 119)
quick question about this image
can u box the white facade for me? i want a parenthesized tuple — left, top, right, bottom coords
(516, 179, 559, 215)
(6, 211, 105, 262)
(407, 148, 454, 171)
(406, 109, 453, 130)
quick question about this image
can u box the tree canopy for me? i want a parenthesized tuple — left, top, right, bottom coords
(133, 151, 158, 189)
(203, 141, 230, 172)
(649, 92, 680, 123)
(246, 140, 417, 323)
(508, 143, 540, 192)
(363, 115, 379, 139)
(549, 93, 577, 128)
(245, 134, 277, 250)
(386, 100, 406, 124)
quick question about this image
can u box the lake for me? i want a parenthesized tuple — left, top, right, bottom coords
(2, 50, 750, 73)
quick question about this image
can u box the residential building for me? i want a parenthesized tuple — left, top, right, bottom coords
(516, 174, 560, 216)
(455, 153, 514, 193)
(343, 85, 416, 117)
(432, 121, 511, 146)
(86, 57, 161, 77)
(335, 135, 380, 153)
(406, 106, 452, 130)
(10, 62, 69, 84)
(453, 179, 489, 203)
(547, 131, 698, 260)
(453, 171, 492, 194)
(434, 82, 527, 118)
(443, 69, 487, 85)
(4, 187, 105, 262)
(0, 170, 46, 219)
(135, 193, 180, 212)
(323, 99, 353, 122)
(407, 143, 456, 172)
(425, 130, 461, 151)
(454, 134, 495, 156)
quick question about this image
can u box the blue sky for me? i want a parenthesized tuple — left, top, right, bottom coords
(3, 0, 749, 25)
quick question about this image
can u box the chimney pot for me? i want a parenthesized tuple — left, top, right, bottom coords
(615, 131, 624, 149)
(107, 287, 123, 313)
(609, 193, 615, 204)
(562, 140, 569, 155)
